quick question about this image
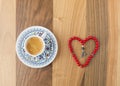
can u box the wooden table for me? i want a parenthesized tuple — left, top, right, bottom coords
(0, 0, 120, 86)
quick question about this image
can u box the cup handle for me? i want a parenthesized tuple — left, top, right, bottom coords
(41, 32, 47, 39)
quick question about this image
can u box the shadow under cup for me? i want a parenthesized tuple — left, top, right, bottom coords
(24, 36, 45, 56)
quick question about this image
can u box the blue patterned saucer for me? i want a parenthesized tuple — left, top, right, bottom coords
(16, 26, 58, 68)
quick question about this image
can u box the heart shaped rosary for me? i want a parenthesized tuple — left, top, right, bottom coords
(68, 36, 99, 68)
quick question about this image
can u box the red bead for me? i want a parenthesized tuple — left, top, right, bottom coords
(68, 36, 100, 68)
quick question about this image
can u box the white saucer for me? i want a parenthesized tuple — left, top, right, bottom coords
(16, 26, 58, 68)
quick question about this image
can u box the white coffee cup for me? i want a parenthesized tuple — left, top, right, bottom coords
(24, 32, 46, 57)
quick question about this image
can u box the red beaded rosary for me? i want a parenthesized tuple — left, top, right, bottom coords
(68, 36, 99, 68)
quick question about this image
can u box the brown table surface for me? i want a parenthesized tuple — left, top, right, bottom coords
(0, 0, 120, 86)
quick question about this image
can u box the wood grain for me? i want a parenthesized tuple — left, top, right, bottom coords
(53, 0, 120, 86)
(0, 0, 120, 86)
(117, 0, 120, 85)
(16, 0, 53, 86)
(85, 0, 108, 86)
(107, 0, 119, 86)
(0, 0, 16, 86)
(53, 0, 87, 86)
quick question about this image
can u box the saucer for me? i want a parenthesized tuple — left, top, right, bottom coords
(16, 26, 58, 68)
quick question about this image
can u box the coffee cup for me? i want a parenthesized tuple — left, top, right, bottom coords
(24, 32, 46, 57)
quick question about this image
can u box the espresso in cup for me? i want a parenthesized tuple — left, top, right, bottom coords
(25, 36, 45, 56)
